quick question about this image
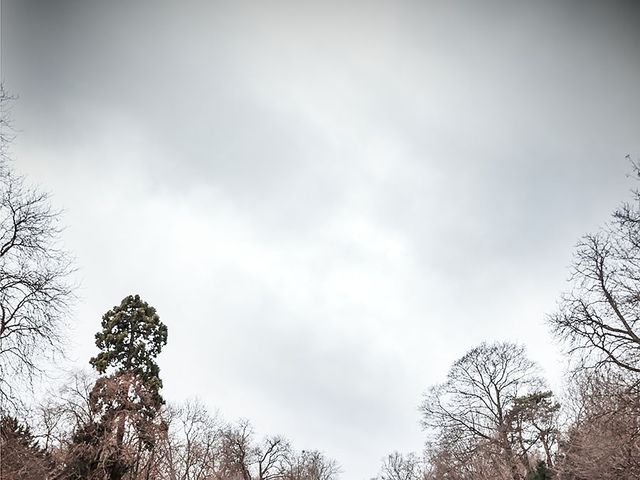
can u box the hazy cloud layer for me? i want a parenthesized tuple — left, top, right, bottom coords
(4, 1, 640, 478)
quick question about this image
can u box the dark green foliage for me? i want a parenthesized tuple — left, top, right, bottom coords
(0, 415, 55, 479)
(1, 415, 37, 450)
(527, 461, 552, 480)
(60, 421, 108, 480)
(506, 391, 559, 476)
(90, 294, 167, 401)
(507, 391, 560, 435)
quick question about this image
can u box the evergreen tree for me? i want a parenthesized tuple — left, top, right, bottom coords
(506, 391, 560, 473)
(62, 295, 168, 480)
(90, 294, 168, 404)
(0, 415, 55, 479)
(526, 460, 551, 480)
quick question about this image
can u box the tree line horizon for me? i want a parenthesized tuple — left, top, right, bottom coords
(1, 86, 639, 480)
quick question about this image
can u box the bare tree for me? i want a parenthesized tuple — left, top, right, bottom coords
(420, 342, 544, 480)
(377, 452, 426, 480)
(281, 449, 340, 480)
(556, 371, 640, 480)
(550, 159, 640, 373)
(153, 399, 221, 480)
(22, 383, 342, 480)
(256, 436, 291, 480)
(0, 87, 74, 406)
(217, 419, 256, 480)
(215, 420, 295, 480)
(34, 370, 97, 454)
(424, 438, 512, 480)
(0, 369, 96, 478)
(210, 418, 340, 480)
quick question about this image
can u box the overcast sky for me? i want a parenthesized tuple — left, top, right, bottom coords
(3, 1, 640, 478)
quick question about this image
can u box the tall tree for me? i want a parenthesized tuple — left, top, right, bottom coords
(550, 158, 640, 373)
(505, 391, 559, 473)
(90, 294, 168, 402)
(61, 295, 168, 480)
(0, 85, 74, 406)
(420, 342, 545, 480)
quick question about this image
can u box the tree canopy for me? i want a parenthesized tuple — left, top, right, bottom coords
(90, 294, 168, 399)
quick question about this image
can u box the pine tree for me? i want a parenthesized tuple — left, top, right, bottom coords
(0, 415, 55, 479)
(62, 295, 168, 480)
(90, 294, 167, 404)
(526, 460, 552, 480)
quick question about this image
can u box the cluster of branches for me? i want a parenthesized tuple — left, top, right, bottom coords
(548, 156, 640, 478)
(0, 86, 74, 408)
(373, 159, 640, 480)
(375, 342, 560, 480)
(374, 344, 640, 480)
(1, 293, 339, 480)
(1, 376, 339, 480)
(550, 162, 640, 373)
